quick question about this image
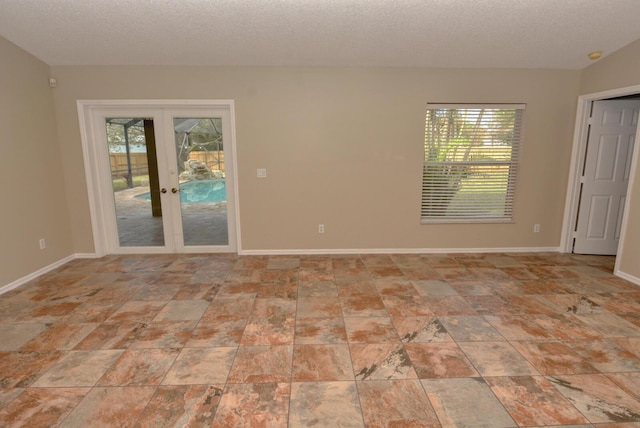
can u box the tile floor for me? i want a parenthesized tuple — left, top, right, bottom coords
(1, 252, 640, 427)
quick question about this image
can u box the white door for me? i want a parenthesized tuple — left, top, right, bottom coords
(161, 108, 238, 252)
(81, 101, 238, 254)
(574, 99, 640, 255)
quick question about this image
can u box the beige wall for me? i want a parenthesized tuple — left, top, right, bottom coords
(2, 28, 638, 284)
(0, 37, 73, 286)
(580, 39, 640, 95)
(580, 40, 640, 279)
(50, 65, 580, 252)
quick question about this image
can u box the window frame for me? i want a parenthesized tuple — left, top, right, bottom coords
(421, 103, 525, 224)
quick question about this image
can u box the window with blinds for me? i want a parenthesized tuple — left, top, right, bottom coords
(421, 104, 525, 223)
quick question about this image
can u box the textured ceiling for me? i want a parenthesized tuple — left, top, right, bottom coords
(1, 0, 640, 69)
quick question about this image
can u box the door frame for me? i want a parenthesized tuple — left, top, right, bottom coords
(77, 99, 242, 256)
(561, 84, 640, 273)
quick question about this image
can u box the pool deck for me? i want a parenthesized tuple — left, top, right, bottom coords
(114, 186, 228, 247)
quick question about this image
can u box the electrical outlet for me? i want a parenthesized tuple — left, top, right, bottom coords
(318, 224, 325, 234)
(533, 224, 541, 233)
(256, 168, 267, 178)
(39, 238, 46, 250)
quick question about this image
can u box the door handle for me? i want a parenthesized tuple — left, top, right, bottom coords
(171, 188, 179, 193)
(160, 188, 167, 193)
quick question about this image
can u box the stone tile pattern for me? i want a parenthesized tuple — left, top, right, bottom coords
(0, 252, 640, 426)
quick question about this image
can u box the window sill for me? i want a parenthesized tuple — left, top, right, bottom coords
(421, 218, 514, 225)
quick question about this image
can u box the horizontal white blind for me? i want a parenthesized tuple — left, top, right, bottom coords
(422, 105, 524, 222)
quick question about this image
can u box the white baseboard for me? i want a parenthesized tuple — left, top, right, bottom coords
(0, 253, 98, 296)
(239, 247, 561, 256)
(74, 253, 100, 259)
(614, 270, 640, 287)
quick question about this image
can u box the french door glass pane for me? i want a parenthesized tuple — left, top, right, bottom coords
(106, 118, 165, 247)
(174, 117, 229, 246)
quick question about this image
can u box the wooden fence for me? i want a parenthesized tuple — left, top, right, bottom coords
(110, 153, 149, 178)
(110, 151, 225, 178)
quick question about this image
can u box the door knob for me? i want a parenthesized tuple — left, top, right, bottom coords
(160, 188, 167, 193)
(171, 188, 179, 193)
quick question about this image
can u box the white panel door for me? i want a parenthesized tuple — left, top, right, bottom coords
(574, 99, 640, 255)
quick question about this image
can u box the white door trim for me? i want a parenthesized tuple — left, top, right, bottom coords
(561, 84, 640, 273)
(77, 99, 242, 256)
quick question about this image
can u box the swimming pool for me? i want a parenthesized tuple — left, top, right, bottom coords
(137, 179, 226, 203)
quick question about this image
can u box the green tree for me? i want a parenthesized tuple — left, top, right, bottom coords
(106, 120, 146, 151)
(423, 108, 517, 217)
(175, 118, 224, 172)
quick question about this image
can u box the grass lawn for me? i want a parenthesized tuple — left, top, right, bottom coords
(112, 175, 150, 192)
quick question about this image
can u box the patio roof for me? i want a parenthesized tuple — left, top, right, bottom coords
(106, 118, 205, 134)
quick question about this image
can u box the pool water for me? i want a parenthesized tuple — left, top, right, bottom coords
(137, 179, 226, 203)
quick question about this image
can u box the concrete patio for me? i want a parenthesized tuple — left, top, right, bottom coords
(114, 186, 228, 247)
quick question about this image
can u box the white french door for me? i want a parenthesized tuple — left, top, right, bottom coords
(78, 101, 239, 255)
